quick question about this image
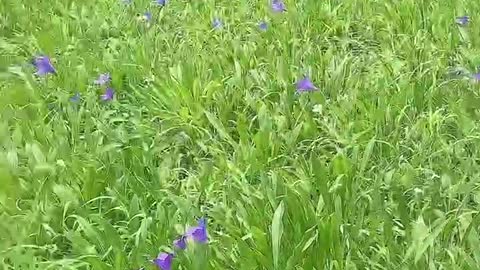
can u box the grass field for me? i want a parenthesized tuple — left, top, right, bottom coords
(1, 0, 480, 269)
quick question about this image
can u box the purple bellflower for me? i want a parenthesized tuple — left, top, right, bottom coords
(94, 73, 111, 85)
(101, 87, 115, 101)
(472, 73, 480, 81)
(212, 18, 223, 29)
(272, 0, 286, 13)
(296, 77, 318, 93)
(33, 56, 56, 76)
(154, 0, 167, 6)
(153, 252, 173, 270)
(259, 21, 268, 31)
(186, 218, 208, 244)
(456, 16, 469, 26)
(143, 12, 152, 22)
(173, 235, 187, 250)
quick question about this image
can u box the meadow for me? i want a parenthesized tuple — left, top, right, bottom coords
(1, 0, 480, 269)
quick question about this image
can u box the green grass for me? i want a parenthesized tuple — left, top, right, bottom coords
(1, 0, 480, 269)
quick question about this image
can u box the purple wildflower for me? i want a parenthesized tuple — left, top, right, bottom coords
(186, 218, 208, 244)
(296, 77, 318, 93)
(70, 93, 81, 103)
(33, 56, 56, 76)
(173, 235, 187, 250)
(456, 16, 469, 26)
(271, 0, 286, 13)
(152, 252, 173, 270)
(101, 87, 115, 101)
(259, 21, 268, 31)
(154, 0, 166, 6)
(94, 73, 111, 85)
(143, 12, 152, 22)
(212, 18, 223, 29)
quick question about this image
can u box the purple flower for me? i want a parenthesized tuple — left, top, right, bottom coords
(173, 235, 187, 250)
(296, 77, 318, 93)
(70, 93, 81, 103)
(154, 0, 166, 6)
(101, 87, 115, 101)
(271, 0, 286, 13)
(143, 12, 152, 22)
(94, 73, 111, 85)
(186, 218, 208, 244)
(212, 18, 223, 29)
(456, 16, 469, 26)
(259, 21, 268, 31)
(33, 56, 56, 76)
(152, 252, 173, 270)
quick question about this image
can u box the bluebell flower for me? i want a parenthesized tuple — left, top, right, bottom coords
(259, 21, 268, 31)
(173, 235, 187, 250)
(101, 87, 115, 101)
(152, 252, 173, 270)
(186, 218, 208, 244)
(143, 12, 152, 22)
(33, 56, 55, 76)
(94, 73, 111, 86)
(154, 0, 167, 6)
(296, 77, 317, 93)
(212, 18, 223, 29)
(271, 0, 286, 13)
(456, 16, 469, 26)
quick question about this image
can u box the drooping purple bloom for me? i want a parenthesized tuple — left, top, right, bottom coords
(456, 16, 469, 26)
(154, 0, 166, 6)
(101, 87, 115, 101)
(152, 252, 173, 270)
(94, 73, 111, 85)
(259, 21, 268, 31)
(173, 235, 187, 250)
(212, 18, 223, 29)
(70, 93, 81, 103)
(271, 0, 286, 13)
(472, 73, 480, 81)
(33, 56, 56, 76)
(186, 218, 208, 244)
(296, 77, 318, 93)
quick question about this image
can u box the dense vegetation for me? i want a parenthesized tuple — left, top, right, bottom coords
(1, 0, 480, 269)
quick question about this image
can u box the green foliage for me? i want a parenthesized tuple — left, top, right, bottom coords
(1, 0, 480, 269)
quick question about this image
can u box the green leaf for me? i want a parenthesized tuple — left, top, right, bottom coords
(359, 137, 376, 174)
(204, 110, 236, 146)
(271, 201, 285, 270)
